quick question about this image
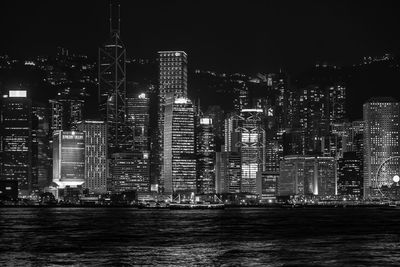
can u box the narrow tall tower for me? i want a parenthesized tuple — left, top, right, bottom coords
(98, 3, 127, 154)
(153, 51, 188, 192)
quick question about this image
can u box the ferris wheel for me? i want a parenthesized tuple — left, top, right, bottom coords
(374, 156, 400, 196)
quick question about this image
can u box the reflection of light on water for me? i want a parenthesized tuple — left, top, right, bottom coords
(1, 209, 400, 266)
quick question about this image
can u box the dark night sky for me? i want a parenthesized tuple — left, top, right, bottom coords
(1, 0, 400, 73)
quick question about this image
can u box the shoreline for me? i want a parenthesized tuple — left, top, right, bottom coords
(0, 204, 395, 209)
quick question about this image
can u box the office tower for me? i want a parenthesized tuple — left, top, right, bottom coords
(264, 109, 284, 173)
(278, 155, 336, 197)
(126, 92, 150, 152)
(363, 97, 400, 197)
(298, 86, 328, 154)
(328, 85, 346, 124)
(348, 121, 364, 160)
(283, 128, 305, 156)
(204, 105, 225, 148)
(297, 84, 346, 155)
(52, 130, 85, 188)
(49, 98, 84, 131)
(338, 152, 363, 198)
(215, 151, 227, 193)
(126, 92, 150, 192)
(62, 98, 84, 130)
(197, 117, 216, 194)
(77, 121, 108, 194)
(224, 113, 240, 153)
(98, 4, 127, 153)
(325, 122, 351, 159)
(225, 109, 266, 194)
(256, 171, 278, 202)
(32, 104, 51, 189)
(49, 99, 63, 132)
(154, 51, 188, 190)
(215, 151, 242, 194)
(162, 95, 196, 195)
(0, 89, 32, 194)
(158, 51, 188, 101)
(264, 72, 291, 128)
(227, 152, 242, 193)
(110, 152, 149, 192)
(233, 79, 249, 112)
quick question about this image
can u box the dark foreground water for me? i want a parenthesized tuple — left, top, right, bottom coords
(1, 208, 400, 266)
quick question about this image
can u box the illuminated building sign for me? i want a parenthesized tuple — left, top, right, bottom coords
(9, 90, 27, 98)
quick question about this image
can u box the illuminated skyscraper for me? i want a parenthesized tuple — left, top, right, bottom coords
(49, 99, 63, 132)
(215, 150, 241, 194)
(238, 109, 266, 194)
(224, 110, 266, 194)
(338, 152, 362, 198)
(98, 3, 127, 153)
(297, 84, 346, 155)
(363, 98, 400, 197)
(233, 79, 249, 112)
(225, 109, 266, 194)
(256, 171, 278, 202)
(126, 92, 150, 152)
(49, 98, 84, 131)
(162, 94, 196, 194)
(52, 130, 85, 188)
(155, 51, 188, 191)
(0, 89, 32, 194)
(110, 152, 149, 192)
(158, 51, 188, 101)
(278, 155, 336, 197)
(32, 104, 51, 189)
(196, 117, 215, 194)
(126, 92, 150, 192)
(77, 121, 107, 194)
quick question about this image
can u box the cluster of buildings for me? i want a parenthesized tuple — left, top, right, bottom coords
(1, 12, 400, 205)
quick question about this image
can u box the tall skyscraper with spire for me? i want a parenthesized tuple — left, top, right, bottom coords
(98, 3, 127, 154)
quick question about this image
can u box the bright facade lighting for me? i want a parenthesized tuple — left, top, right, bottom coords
(9, 90, 27, 98)
(200, 118, 212, 125)
(174, 97, 189, 104)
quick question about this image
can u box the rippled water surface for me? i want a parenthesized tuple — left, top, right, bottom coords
(1, 207, 400, 266)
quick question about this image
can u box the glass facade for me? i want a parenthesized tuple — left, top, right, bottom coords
(197, 117, 215, 194)
(363, 98, 400, 197)
(77, 121, 108, 194)
(156, 51, 188, 191)
(279, 156, 336, 197)
(163, 95, 196, 194)
(0, 90, 32, 194)
(53, 130, 85, 188)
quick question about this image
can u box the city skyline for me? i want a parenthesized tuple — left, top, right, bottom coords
(2, 2, 400, 266)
